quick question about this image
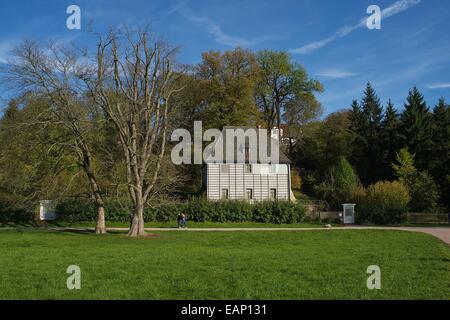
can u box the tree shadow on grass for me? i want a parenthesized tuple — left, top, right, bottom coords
(0, 221, 36, 228)
(46, 228, 94, 235)
(48, 228, 131, 237)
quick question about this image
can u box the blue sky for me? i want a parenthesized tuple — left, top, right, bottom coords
(0, 0, 449, 114)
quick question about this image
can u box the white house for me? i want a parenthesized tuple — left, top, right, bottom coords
(203, 127, 293, 202)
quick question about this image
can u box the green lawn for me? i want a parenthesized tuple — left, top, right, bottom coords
(0, 228, 448, 299)
(1, 221, 328, 229)
(67, 221, 327, 229)
(2, 220, 448, 229)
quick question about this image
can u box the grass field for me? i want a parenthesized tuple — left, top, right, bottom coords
(1, 221, 327, 229)
(0, 228, 448, 300)
(2, 220, 448, 229)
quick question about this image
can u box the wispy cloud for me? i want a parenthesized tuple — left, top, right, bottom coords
(152, 0, 191, 24)
(177, 5, 272, 47)
(428, 83, 450, 89)
(185, 14, 254, 47)
(316, 69, 357, 79)
(289, 0, 422, 55)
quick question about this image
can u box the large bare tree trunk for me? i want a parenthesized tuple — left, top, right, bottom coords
(95, 205, 107, 234)
(90, 31, 182, 237)
(128, 200, 145, 237)
(83, 145, 107, 235)
(71, 29, 184, 236)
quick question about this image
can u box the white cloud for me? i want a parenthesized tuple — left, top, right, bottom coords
(428, 83, 450, 89)
(150, 0, 191, 24)
(289, 0, 422, 55)
(177, 5, 272, 47)
(186, 14, 254, 47)
(316, 69, 357, 79)
(382, 0, 421, 19)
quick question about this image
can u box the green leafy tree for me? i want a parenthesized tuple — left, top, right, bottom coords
(392, 147, 417, 181)
(315, 156, 360, 209)
(294, 111, 353, 196)
(255, 50, 323, 131)
(392, 148, 439, 212)
(295, 111, 352, 170)
(195, 48, 261, 128)
(0, 97, 88, 222)
(4, 40, 115, 234)
(408, 171, 440, 213)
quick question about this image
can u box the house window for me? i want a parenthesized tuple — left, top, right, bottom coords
(245, 164, 252, 173)
(221, 188, 229, 200)
(246, 188, 253, 200)
(221, 164, 230, 173)
(269, 188, 277, 200)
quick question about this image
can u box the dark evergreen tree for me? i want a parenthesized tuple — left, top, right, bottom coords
(349, 83, 384, 184)
(430, 98, 450, 210)
(362, 83, 384, 128)
(348, 100, 367, 133)
(348, 99, 367, 181)
(399, 87, 433, 171)
(380, 100, 401, 180)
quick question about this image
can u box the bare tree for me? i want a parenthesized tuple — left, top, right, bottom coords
(82, 29, 184, 236)
(3, 40, 108, 234)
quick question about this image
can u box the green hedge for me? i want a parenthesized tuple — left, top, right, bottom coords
(186, 198, 304, 224)
(0, 195, 35, 223)
(55, 197, 305, 224)
(55, 198, 179, 223)
(0, 207, 34, 223)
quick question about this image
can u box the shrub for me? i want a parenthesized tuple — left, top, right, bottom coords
(315, 157, 360, 209)
(0, 206, 34, 223)
(350, 185, 367, 223)
(407, 171, 440, 213)
(253, 201, 305, 224)
(146, 200, 186, 222)
(302, 172, 318, 196)
(185, 197, 212, 222)
(0, 194, 35, 223)
(291, 167, 302, 190)
(56, 198, 97, 222)
(185, 197, 304, 224)
(219, 200, 253, 222)
(360, 181, 410, 224)
(56, 197, 185, 223)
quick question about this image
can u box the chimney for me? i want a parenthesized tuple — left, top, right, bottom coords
(271, 127, 283, 140)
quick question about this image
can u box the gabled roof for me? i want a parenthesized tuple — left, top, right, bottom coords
(204, 126, 291, 164)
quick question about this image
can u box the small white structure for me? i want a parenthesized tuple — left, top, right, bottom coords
(39, 200, 57, 221)
(342, 204, 356, 224)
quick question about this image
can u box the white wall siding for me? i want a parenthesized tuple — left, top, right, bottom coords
(207, 164, 290, 201)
